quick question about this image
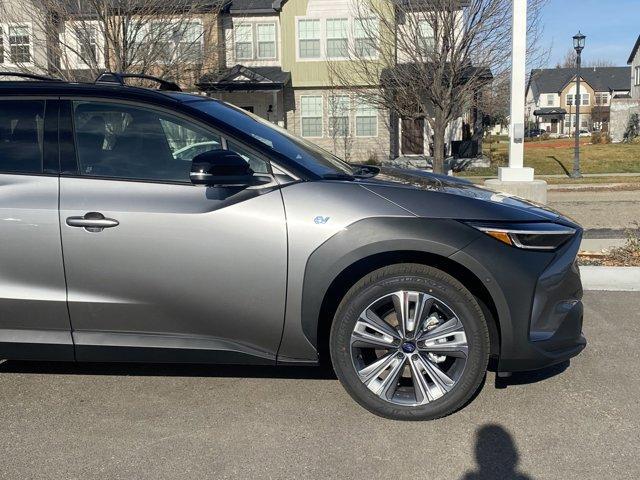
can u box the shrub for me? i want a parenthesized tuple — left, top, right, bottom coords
(591, 132, 611, 144)
(364, 151, 381, 166)
(623, 113, 640, 143)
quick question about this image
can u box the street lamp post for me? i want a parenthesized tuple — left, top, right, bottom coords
(571, 31, 586, 179)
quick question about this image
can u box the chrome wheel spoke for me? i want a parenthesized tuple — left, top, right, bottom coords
(418, 317, 468, 358)
(410, 354, 455, 401)
(408, 354, 432, 405)
(351, 310, 401, 349)
(392, 291, 434, 339)
(359, 353, 405, 400)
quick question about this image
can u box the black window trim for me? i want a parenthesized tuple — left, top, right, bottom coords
(59, 96, 279, 187)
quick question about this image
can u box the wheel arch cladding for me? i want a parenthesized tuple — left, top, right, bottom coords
(300, 217, 505, 363)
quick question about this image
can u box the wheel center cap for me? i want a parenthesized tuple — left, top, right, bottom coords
(401, 342, 416, 354)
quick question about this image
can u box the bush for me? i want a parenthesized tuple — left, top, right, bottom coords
(364, 151, 381, 166)
(591, 132, 611, 144)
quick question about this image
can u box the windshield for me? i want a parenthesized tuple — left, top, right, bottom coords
(189, 99, 355, 177)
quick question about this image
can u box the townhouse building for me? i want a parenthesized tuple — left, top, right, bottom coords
(198, 0, 483, 163)
(2, 0, 485, 163)
(198, 0, 391, 162)
(526, 67, 631, 136)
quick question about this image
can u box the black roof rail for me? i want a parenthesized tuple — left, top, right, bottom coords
(0, 72, 63, 82)
(95, 72, 182, 92)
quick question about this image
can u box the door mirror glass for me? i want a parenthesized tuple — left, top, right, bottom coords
(190, 150, 255, 186)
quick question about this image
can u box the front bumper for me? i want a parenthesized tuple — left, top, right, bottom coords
(454, 224, 586, 372)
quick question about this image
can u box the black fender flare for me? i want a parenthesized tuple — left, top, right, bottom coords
(300, 217, 511, 349)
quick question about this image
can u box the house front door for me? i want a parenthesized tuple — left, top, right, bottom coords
(401, 118, 425, 155)
(551, 118, 559, 133)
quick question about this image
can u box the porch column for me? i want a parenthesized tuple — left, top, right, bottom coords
(485, 0, 548, 203)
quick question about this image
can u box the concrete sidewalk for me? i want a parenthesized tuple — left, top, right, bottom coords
(580, 266, 640, 291)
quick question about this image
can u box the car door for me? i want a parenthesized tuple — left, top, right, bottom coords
(0, 98, 74, 360)
(58, 98, 288, 364)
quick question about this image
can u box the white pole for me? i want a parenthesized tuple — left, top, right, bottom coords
(499, 0, 534, 182)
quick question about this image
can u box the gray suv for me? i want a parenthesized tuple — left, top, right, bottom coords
(0, 74, 585, 420)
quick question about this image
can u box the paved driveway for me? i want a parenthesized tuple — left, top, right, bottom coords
(1, 291, 638, 480)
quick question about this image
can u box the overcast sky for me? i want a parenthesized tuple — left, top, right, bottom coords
(539, 0, 638, 67)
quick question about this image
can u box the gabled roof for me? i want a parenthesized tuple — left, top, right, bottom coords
(198, 65, 291, 91)
(529, 67, 631, 94)
(629, 35, 640, 65)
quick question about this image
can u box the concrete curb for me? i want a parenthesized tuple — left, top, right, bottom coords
(580, 266, 640, 292)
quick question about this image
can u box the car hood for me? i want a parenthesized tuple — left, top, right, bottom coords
(357, 166, 572, 224)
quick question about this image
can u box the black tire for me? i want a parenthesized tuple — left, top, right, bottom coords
(330, 263, 490, 421)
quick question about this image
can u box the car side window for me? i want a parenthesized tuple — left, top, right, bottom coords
(72, 101, 225, 183)
(0, 100, 45, 174)
(226, 140, 270, 174)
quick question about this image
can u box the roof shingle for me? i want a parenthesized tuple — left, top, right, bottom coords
(529, 66, 631, 94)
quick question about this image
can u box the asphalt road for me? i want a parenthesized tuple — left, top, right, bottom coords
(1, 291, 639, 480)
(548, 189, 640, 230)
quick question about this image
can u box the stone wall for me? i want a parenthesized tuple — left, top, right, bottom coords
(610, 98, 640, 143)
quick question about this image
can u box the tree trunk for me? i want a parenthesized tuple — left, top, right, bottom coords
(432, 117, 446, 174)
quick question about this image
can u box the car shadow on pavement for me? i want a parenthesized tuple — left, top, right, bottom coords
(0, 360, 337, 380)
(461, 424, 534, 480)
(493, 361, 570, 389)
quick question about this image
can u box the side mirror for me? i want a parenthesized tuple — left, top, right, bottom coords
(190, 150, 254, 187)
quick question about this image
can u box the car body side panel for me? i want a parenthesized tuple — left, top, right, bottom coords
(0, 175, 74, 360)
(277, 182, 414, 362)
(59, 178, 288, 362)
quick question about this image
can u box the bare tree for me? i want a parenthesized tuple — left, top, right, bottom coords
(328, 0, 546, 174)
(557, 47, 614, 68)
(0, 0, 224, 86)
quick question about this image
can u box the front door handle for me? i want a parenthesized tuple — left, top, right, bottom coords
(66, 212, 119, 232)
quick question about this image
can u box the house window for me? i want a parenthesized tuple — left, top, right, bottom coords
(298, 19, 321, 59)
(300, 96, 323, 137)
(595, 93, 609, 105)
(257, 24, 276, 59)
(235, 24, 254, 60)
(635, 66, 640, 86)
(180, 22, 204, 62)
(326, 19, 348, 58)
(581, 93, 589, 106)
(0, 27, 4, 64)
(329, 95, 350, 137)
(78, 24, 98, 64)
(355, 98, 377, 137)
(546, 94, 554, 106)
(566, 94, 574, 106)
(581, 118, 589, 128)
(9, 25, 31, 64)
(417, 21, 435, 54)
(354, 18, 377, 58)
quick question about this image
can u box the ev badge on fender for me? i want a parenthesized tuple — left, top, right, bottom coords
(314, 216, 330, 225)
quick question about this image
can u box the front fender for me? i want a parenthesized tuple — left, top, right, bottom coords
(276, 217, 509, 364)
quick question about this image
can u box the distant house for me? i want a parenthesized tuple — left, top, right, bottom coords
(630, 35, 640, 100)
(526, 67, 631, 135)
(609, 35, 640, 142)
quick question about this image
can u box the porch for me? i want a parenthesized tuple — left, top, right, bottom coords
(197, 65, 292, 127)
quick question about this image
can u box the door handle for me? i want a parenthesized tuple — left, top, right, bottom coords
(66, 212, 119, 232)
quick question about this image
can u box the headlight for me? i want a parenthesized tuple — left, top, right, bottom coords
(468, 222, 577, 251)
